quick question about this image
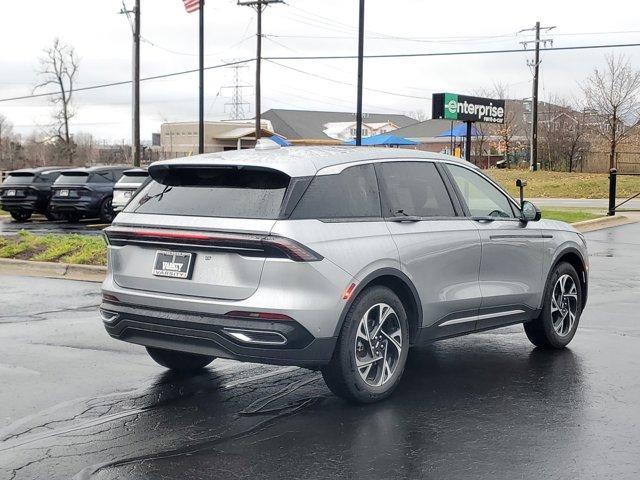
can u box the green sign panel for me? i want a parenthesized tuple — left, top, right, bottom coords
(433, 93, 505, 124)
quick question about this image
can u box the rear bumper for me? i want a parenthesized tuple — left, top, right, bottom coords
(0, 198, 42, 213)
(101, 301, 337, 367)
(50, 198, 100, 215)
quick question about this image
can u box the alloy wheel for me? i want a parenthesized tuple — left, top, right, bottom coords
(354, 303, 403, 387)
(551, 274, 578, 337)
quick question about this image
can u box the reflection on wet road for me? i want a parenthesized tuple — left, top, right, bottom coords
(1, 222, 639, 479)
(0, 216, 105, 236)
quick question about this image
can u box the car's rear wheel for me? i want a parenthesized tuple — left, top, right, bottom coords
(44, 207, 61, 221)
(524, 262, 582, 348)
(99, 197, 115, 223)
(10, 211, 32, 222)
(322, 286, 409, 403)
(146, 347, 215, 372)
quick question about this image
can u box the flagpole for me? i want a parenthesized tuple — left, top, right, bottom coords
(198, 0, 204, 154)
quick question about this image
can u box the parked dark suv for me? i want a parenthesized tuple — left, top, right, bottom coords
(0, 167, 70, 222)
(50, 166, 127, 223)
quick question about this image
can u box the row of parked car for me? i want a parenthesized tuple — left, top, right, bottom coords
(0, 165, 149, 223)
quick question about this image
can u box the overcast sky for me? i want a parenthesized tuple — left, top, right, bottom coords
(1, 0, 639, 142)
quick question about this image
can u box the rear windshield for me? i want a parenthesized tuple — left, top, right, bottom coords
(125, 166, 290, 219)
(55, 172, 89, 185)
(3, 173, 36, 185)
(116, 171, 148, 186)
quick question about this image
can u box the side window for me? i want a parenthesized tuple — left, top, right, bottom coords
(447, 164, 516, 218)
(377, 161, 455, 218)
(290, 164, 380, 220)
(90, 173, 111, 183)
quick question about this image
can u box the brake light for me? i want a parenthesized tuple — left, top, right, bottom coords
(104, 226, 323, 262)
(225, 311, 293, 321)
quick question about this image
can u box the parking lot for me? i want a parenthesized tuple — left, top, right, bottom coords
(1, 222, 639, 480)
(0, 214, 105, 236)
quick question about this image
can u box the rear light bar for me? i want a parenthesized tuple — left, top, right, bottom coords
(104, 226, 323, 262)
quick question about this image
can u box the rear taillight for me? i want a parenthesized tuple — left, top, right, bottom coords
(104, 226, 323, 262)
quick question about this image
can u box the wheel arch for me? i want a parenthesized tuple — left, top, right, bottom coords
(333, 268, 423, 345)
(549, 246, 588, 310)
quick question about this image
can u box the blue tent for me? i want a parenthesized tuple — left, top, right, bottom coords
(437, 124, 480, 137)
(344, 133, 418, 146)
(268, 135, 291, 147)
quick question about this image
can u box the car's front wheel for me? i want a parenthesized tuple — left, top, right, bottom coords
(524, 262, 583, 348)
(322, 286, 409, 403)
(146, 347, 215, 373)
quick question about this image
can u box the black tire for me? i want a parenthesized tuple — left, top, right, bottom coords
(322, 286, 410, 403)
(99, 197, 115, 223)
(64, 213, 82, 223)
(146, 347, 214, 373)
(10, 211, 32, 222)
(524, 262, 583, 349)
(44, 208, 61, 221)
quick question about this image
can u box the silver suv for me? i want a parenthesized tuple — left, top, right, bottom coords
(101, 146, 588, 403)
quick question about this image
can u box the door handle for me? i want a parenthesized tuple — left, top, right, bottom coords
(388, 216, 422, 223)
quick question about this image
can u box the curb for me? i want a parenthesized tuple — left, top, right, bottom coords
(571, 215, 637, 233)
(0, 258, 106, 283)
(1, 214, 638, 283)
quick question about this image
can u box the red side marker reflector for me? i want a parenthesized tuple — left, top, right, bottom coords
(102, 294, 120, 303)
(342, 282, 357, 300)
(225, 311, 293, 321)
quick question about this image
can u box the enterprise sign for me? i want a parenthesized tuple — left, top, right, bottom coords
(432, 93, 505, 124)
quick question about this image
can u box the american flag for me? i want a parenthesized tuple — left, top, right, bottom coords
(182, 0, 201, 13)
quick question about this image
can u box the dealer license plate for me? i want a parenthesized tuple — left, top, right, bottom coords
(152, 250, 195, 279)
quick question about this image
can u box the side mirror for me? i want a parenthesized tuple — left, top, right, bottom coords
(521, 201, 541, 222)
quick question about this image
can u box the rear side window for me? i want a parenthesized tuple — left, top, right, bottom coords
(377, 161, 455, 217)
(290, 164, 380, 220)
(125, 166, 290, 219)
(90, 173, 112, 183)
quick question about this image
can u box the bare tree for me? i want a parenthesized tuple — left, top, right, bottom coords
(0, 114, 18, 170)
(582, 54, 640, 170)
(539, 99, 589, 172)
(487, 82, 523, 168)
(34, 38, 79, 164)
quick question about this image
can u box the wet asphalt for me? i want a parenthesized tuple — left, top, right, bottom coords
(1, 223, 639, 480)
(0, 215, 105, 236)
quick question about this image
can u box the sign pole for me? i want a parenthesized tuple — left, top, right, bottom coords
(355, 0, 365, 146)
(465, 121, 472, 162)
(198, 0, 204, 154)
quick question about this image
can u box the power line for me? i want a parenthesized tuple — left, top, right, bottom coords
(263, 42, 640, 61)
(0, 59, 254, 103)
(265, 59, 427, 100)
(1, 41, 639, 104)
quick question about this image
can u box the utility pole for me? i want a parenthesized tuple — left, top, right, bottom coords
(355, 0, 365, 146)
(238, 0, 282, 143)
(222, 64, 251, 120)
(198, 0, 205, 154)
(120, 1, 141, 166)
(520, 21, 554, 171)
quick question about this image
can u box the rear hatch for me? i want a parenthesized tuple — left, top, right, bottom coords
(0, 172, 38, 200)
(107, 164, 293, 301)
(52, 171, 90, 200)
(113, 170, 149, 206)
